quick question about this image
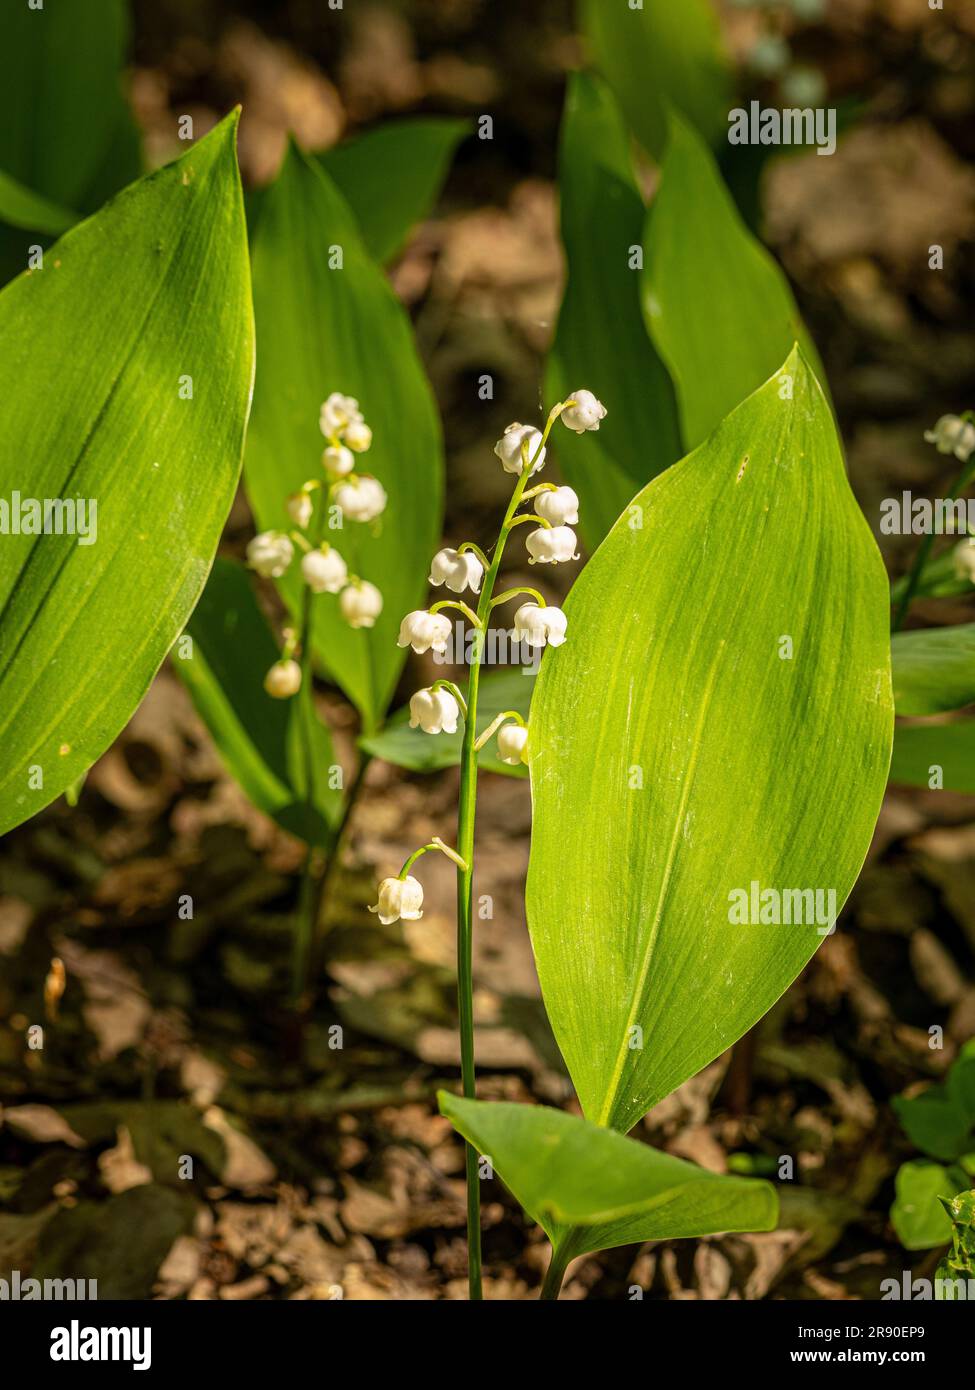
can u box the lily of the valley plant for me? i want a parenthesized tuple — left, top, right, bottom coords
(372, 392, 602, 1297)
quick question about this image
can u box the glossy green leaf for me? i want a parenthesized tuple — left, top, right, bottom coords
(176, 558, 340, 843)
(893, 1092, 971, 1164)
(440, 1092, 777, 1259)
(0, 115, 254, 834)
(526, 348, 893, 1135)
(0, 169, 77, 235)
(360, 669, 532, 777)
(643, 116, 820, 450)
(580, 0, 732, 160)
(244, 143, 443, 734)
(0, 0, 138, 213)
(891, 1160, 968, 1251)
(547, 72, 680, 548)
(319, 118, 468, 265)
(889, 720, 975, 793)
(892, 624, 975, 716)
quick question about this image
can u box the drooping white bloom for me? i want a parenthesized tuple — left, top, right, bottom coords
(925, 415, 975, 462)
(497, 723, 529, 765)
(286, 491, 313, 529)
(320, 392, 362, 439)
(322, 445, 355, 478)
(535, 486, 579, 527)
(301, 546, 348, 594)
(344, 420, 373, 453)
(340, 580, 383, 629)
(264, 658, 302, 699)
(369, 876, 424, 926)
(247, 530, 294, 578)
(409, 686, 461, 735)
(334, 475, 387, 522)
(561, 389, 607, 434)
(525, 525, 579, 565)
(953, 540, 975, 584)
(494, 423, 546, 476)
(397, 610, 453, 655)
(512, 602, 567, 649)
(428, 547, 483, 594)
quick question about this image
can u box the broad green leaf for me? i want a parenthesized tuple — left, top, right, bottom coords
(0, 0, 138, 213)
(526, 348, 893, 1135)
(176, 559, 340, 844)
(547, 72, 680, 548)
(642, 116, 819, 450)
(0, 115, 254, 834)
(0, 169, 77, 235)
(439, 1092, 777, 1259)
(580, 0, 732, 160)
(893, 1092, 971, 1163)
(891, 1160, 967, 1251)
(319, 118, 469, 265)
(892, 625, 975, 715)
(245, 143, 444, 734)
(947, 1044, 975, 1121)
(360, 669, 532, 777)
(889, 720, 975, 793)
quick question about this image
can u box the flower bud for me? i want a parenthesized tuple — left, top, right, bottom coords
(429, 547, 484, 594)
(335, 475, 387, 522)
(925, 415, 975, 463)
(561, 389, 607, 434)
(264, 658, 302, 699)
(287, 491, 313, 529)
(344, 420, 373, 453)
(512, 602, 567, 649)
(320, 392, 362, 439)
(497, 723, 529, 765)
(494, 423, 546, 476)
(340, 580, 383, 629)
(301, 545, 348, 594)
(535, 486, 579, 527)
(397, 610, 453, 655)
(525, 525, 579, 565)
(369, 875, 424, 925)
(322, 445, 355, 478)
(409, 687, 461, 735)
(246, 530, 294, 579)
(953, 540, 975, 584)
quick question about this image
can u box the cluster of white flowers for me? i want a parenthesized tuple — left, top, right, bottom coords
(371, 389, 605, 925)
(246, 393, 387, 699)
(925, 414, 975, 463)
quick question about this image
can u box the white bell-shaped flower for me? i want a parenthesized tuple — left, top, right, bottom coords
(264, 658, 302, 699)
(397, 610, 453, 655)
(497, 723, 529, 765)
(494, 423, 546, 476)
(562, 389, 607, 434)
(535, 486, 579, 527)
(409, 687, 461, 735)
(369, 876, 424, 926)
(512, 602, 567, 648)
(286, 491, 313, 529)
(335, 475, 387, 522)
(925, 415, 975, 462)
(301, 546, 348, 594)
(340, 580, 383, 629)
(953, 540, 975, 584)
(428, 547, 484, 594)
(344, 420, 373, 453)
(320, 392, 362, 439)
(322, 445, 355, 478)
(525, 525, 579, 565)
(247, 530, 294, 578)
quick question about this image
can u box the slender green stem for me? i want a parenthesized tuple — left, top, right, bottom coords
(539, 1236, 578, 1300)
(506, 513, 550, 530)
(430, 598, 482, 627)
(893, 457, 975, 631)
(490, 586, 546, 611)
(454, 404, 567, 1300)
